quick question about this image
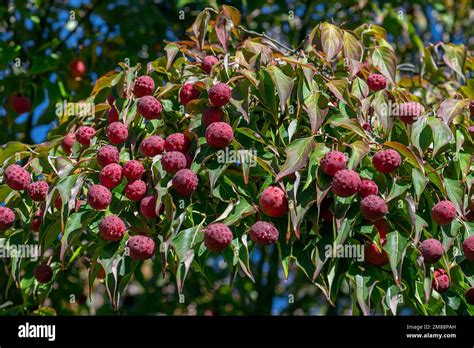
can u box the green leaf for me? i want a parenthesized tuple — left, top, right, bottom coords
(372, 46, 396, 85)
(320, 23, 343, 61)
(276, 136, 316, 181)
(384, 231, 408, 286)
(266, 65, 294, 113)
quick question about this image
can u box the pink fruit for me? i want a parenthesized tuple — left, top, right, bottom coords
(124, 180, 147, 201)
(372, 149, 401, 173)
(62, 133, 75, 155)
(108, 106, 119, 123)
(432, 268, 450, 293)
(165, 133, 191, 153)
(462, 236, 474, 261)
(0, 206, 15, 230)
(367, 73, 387, 92)
(259, 186, 288, 217)
(358, 179, 378, 198)
(140, 195, 160, 219)
(106, 122, 128, 145)
(249, 221, 279, 245)
(11, 94, 32, 114)
(137, 96, 163, 119)
(201, 56, 219, 74)
(99, 163, 123, 189)
(31, 209, 42, 232)
(27, 181, 49, 202)
(204, 223, 233, 252)
(87, 185, 112, 210)
(69, 58, 86, 78)
(133, 75, 155, 97)
(331, 169, 361, 197)
(179, 83, 200, 106)
(320, 151, 347, 176)
(202, 107, 224, 127)
(75, 126, 96, 146)
(205, 122, 234, 149)
(374, 219, 389, 240)
(140, 136, 165, 157)
(419, 238, 443, 264)
(172, 169, 199, 196)
(208, 83, 231, 107)
(360, 195, 388, 222)
(33, 264, 53, 283)
(123, 160, 144, 181)
(365, 242, 389, 266)
(97, 145, 120, 167)
(128, 235, 155, 260)
(431, 200, 456, 225)
(4, 164, 31, 191)
(99, 215, 126, 241)
(162, 151, 187, 174)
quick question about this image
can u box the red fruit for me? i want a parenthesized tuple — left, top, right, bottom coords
(360, 195, 388, 222)
(0, 206, 15, 230)
(466, 287, 474, 305)
(367, 73, 387, 92)
(419, 238, 444, 264)
(75, 126, 96, 146)
(205, 122, 234, 149)
(202, 107, 224, 127)
(4, 164, 31, 191)
(140, 195, 161, 219)
(87, 184, 112, 210)
(201, 55, 219, 74)
(106, 122, 128, 145)
(62, 133, 75, 155)
(374, 219, 389, 240)
(249, 221, 279, 245)
(358, 179, 378, 198)
(208, 83, 231, 107)
(165, 133, 191, 153)
(124, 180, 147, 201)
(27, 181, 49, 202)
(54, 195, 62, 210)
(431, 200, 456, 225)
(179, 83, 200, 106)
(372, 149, 401, 173)
(140, 136, 165, 157)
(432, 268, 450, 293)
(365, 242, 389, 266)
(107, 95, 115, 106)
(108, 106, 119, 123)
(462, 236, 474, 260)
(162, 151, 187, 174)
(362, 122, 371, 131)
(97, 145, 120, 167)
(204, 223, 233, 252)
(11, 94, 32, 114)
(320, 197, 334, 222)
(331, 169, 361, 197)
(99, 215, 126, 241)
(259, 186, 288, 217)
(69, 58, 86, 78)
(468, 126, 474, 134)
(33, 264, 53, 283)
(31, 209, 42, 232)
(399, 101, 423, 124)
(137, 96, 163, 119)
(133, 75, 155, 97)
(320, 151, 347, 176)
(127, 235, 155, 260)
(172, 169, 199, 196)
(99, 163, 123, 189)
(123, 160, 144, 181)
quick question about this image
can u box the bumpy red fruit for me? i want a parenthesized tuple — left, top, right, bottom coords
(62, 133, 75, 155)
(201, 55, 219, 74)
(360, 195, 388, 222)
(205, 122, 234, 149)
(27, 181, 49, 202)
(133, 75, 155, 97)
(367, 73, 387, 91)
(124, 180, 147, 201)
(419, 238, 444, 264)
(128, 235, 155, 260)
(208, 83, 231, 107)
(165, 133, 191, 153)
(362, 122, 371, 131)
(365, 242, 389, 266)
(69, 58, 86, 78)
(358, 179, 378, 198)
(462, 236, 474, 261)
(0, 207, 15, 230)
(87, 185, 112, 210)
(432, 268, 450, 293)
(108, 106, 119, 123)
(99, 163, 123, 189)
(320, 151, 347, 176)
(202, 107, 224, 127)
(250, 221, 279, 245)
(11, 94, 32, 114)
(374, 219, 389, 240)
(106, 122, 128, 145)
(466, 287, 474, 305)
(97, 145, 120, 167)
(123, 160, 144, 180)
(137, 96, 163, 119)
(33, 264, 53, 283)
(399, 101, 423, 124)
(162, 151, 187, 174)
(259, 186, 288, 217)
(31, 209, 42, 232)
(431, 200, 456, 225)
(75, 126, 96, 146)
(172, 169, 198, 196)
(140, 136, 165, 157)
(99, 215, 126, 241)
(331, 169, 361, 197)
(140, 196, 159, 219)
(204, 223, 233, 252)
(372, 149, 401, 173)
(4, 164, 31, 190)
(179, 83, 200, 106)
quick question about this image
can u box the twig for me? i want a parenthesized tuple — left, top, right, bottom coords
(238, 25, 294, 53)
